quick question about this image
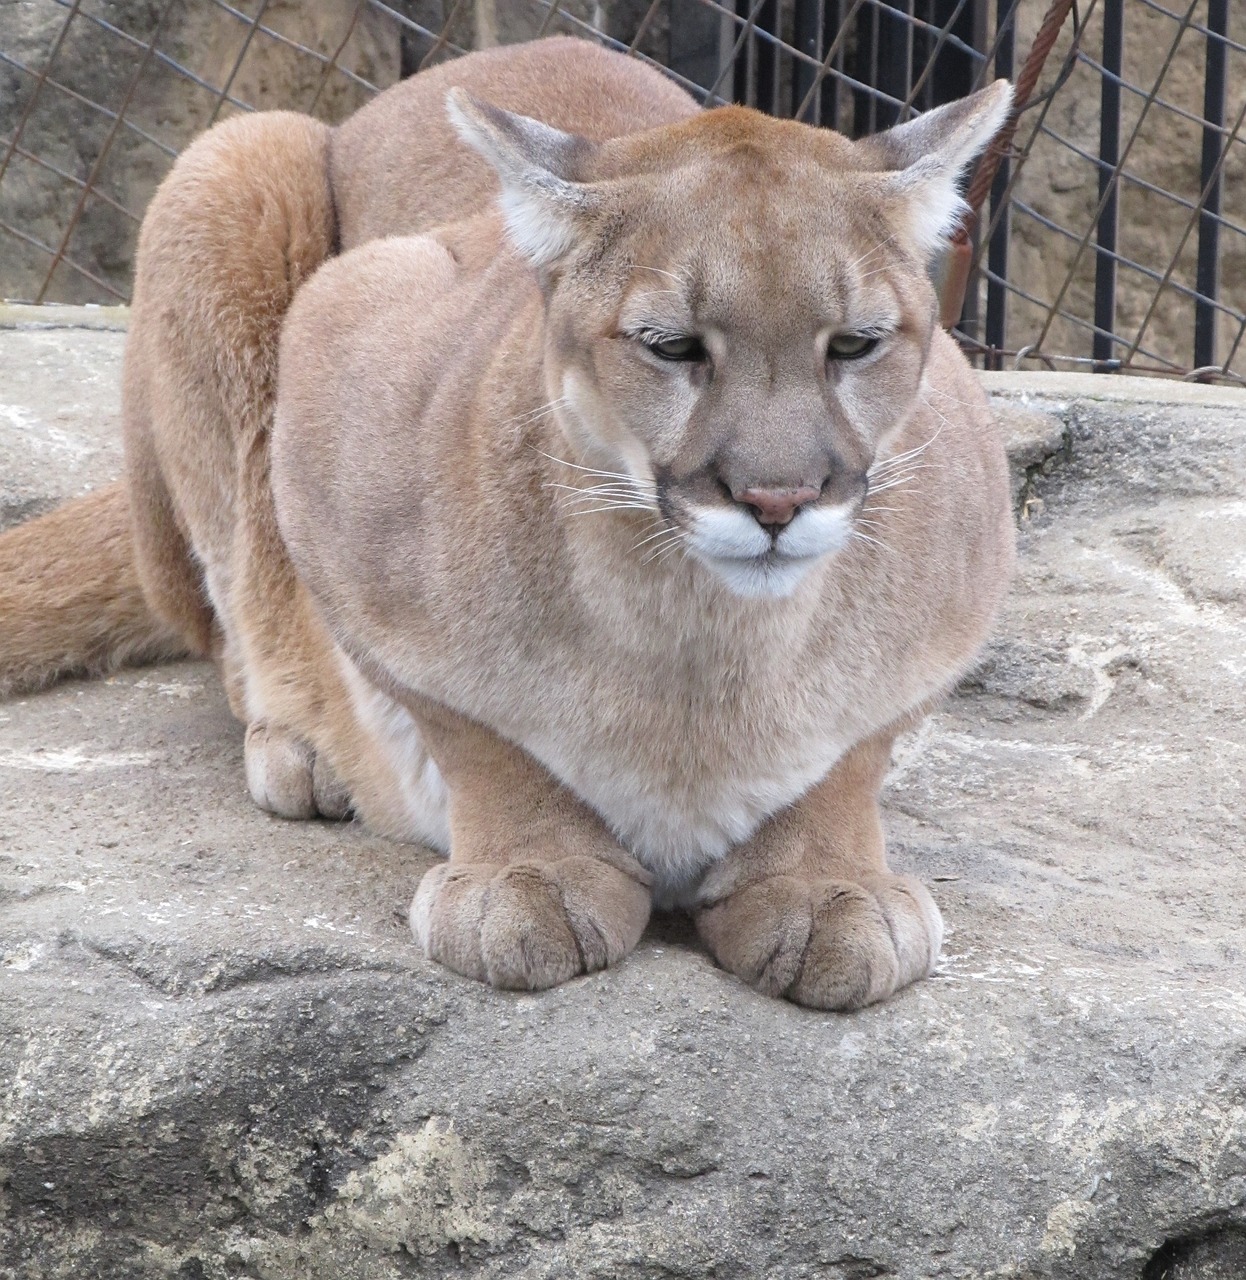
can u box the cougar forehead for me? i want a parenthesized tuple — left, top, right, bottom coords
(586, 113, 933, 318)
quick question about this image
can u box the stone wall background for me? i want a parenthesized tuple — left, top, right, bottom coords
(0, 0, 1242, 375)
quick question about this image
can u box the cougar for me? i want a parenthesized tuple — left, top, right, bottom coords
(0, 37, 1014, 1009)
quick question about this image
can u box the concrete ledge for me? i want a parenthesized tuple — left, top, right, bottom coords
(981, 368, 1246, 410)
(0, 302, 130, 331)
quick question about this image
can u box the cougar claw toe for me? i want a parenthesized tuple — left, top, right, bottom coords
(696, 874, 943, 1010)
(245, 721, 351, 820)
(410, 856, 651, 990)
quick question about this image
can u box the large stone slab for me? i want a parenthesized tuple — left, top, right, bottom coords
(0, 304, 128, 530)
(1, 314, 1244, 1279)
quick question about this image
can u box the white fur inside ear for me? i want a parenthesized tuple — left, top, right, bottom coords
(445, 87, 590, 268)
(497, 184, 579, 267)
(877, 80, 1013, 259)
(886, 158, 972, 257)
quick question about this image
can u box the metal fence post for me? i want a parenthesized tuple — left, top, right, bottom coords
(1194, 0, 1228, 371)
(1093, 0, 1124, 370)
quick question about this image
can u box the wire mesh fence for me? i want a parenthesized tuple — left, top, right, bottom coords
(1, 0, 1242, 382)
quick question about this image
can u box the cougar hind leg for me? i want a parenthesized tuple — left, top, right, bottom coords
(122, 338, 215, 661)
(125, 111, 350, 816)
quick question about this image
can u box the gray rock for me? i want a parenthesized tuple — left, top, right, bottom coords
(0, 306, 127, 529)
(2, 316, 1245, 1278)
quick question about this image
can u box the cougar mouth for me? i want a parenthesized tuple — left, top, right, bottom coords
(691, 545, 826, 599)
(682, 501, 859, 598)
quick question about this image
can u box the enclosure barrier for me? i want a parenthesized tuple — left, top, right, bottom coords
(0, 0, 1242, 382)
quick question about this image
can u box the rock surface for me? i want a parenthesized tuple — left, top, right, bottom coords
(1, 313, 1245, 1279)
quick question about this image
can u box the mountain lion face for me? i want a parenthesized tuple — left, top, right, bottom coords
(450, 89, 1010, 597)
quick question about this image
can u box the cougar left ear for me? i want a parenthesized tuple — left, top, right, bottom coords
(859, 80, 1013, 259)
(446, 88, 602, 268)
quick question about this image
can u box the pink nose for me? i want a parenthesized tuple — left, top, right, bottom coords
(735, 485, 820, 527)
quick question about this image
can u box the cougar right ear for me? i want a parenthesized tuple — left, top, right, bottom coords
(446, 88, 602, 268)
(859, 80, 1014, 259)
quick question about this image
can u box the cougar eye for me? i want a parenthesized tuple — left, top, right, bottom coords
(827, 332, 879, 360)
(642, 333, 707, 363)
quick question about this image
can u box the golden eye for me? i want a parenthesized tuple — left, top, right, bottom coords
(827, 333, 880, 360)
(643, 334, 707, 362)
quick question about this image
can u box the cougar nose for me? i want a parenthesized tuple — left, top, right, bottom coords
(735, 485, 821, 527)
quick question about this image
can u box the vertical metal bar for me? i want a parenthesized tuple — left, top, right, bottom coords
(794, 0, 818, 116)
(874, 0, 908, 128)
(670, 0, 730, 99)
(852, 1, 878, 134)
(826, 0, 844, 129)
(754, 0, 779, 113)
(1093, 0, 1123, 369)
(951, 0, 991, 337)
(869, 1, 880, 131)
(734, 0, 753, 104)
(1194, 0, 1227, 369)
(985, 0, 1017, 365)
(794, 0, 829, 121)
(913, 0, 930, 114)
(794, 0, 862, 127)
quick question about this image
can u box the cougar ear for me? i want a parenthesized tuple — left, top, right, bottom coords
(860, 80, 1013, 259)
(446, 88, 601, 268)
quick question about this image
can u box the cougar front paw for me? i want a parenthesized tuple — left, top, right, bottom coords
(244, 721, 351, 820)
(695, 873, 943, 1010)
(410, 857, 652, 990)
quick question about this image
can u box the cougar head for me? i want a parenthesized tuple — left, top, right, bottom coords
(449, 79, 1011, 598)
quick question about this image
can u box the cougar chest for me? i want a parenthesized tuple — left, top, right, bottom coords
(508, 579, 854, 901)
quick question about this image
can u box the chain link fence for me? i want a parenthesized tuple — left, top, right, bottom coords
(1, 0, 1243, 382)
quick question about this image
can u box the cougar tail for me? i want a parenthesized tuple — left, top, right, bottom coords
(0, 481, 190, 699)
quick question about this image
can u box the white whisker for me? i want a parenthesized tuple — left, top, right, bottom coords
(851, 529, 896, 555)
(869, 426, 942, 476)
(565, 502, 654, 516)
(548, 483, 655, 502)
(534, 449, 644, 485)
(868, 462, 933, 486)
(503, 397, 569, 431)
(631, 524, 680, 553)
(630, 262, 691, 286)
(647, 535, 688, 565)
(844, 235, 895, 274)
(866, 478, 923, 498)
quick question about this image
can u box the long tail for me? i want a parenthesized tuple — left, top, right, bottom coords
(0, 481, 188, 698)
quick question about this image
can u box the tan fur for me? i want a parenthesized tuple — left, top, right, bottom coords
(0, 483, 184, 697)
(0, 37, 1015, 1007)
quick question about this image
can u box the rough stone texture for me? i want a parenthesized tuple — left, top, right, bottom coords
(0, 305, 128, 530)
(2, 316, 1245, 1279)
(0, 1, 664, 307)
